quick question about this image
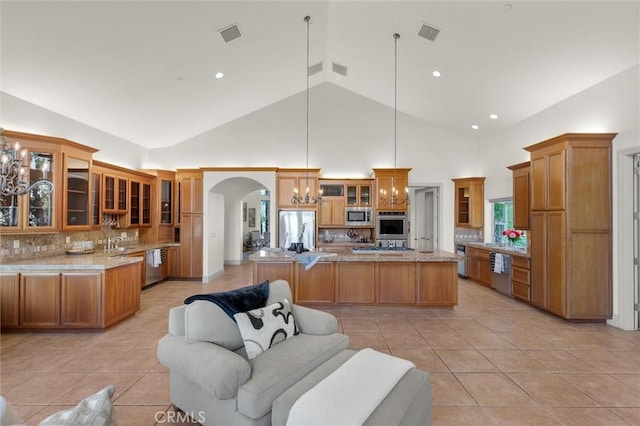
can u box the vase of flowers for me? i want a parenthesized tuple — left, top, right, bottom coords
(502, 229, 523, 248)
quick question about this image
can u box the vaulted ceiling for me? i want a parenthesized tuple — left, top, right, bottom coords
(1, 1, 638, 149)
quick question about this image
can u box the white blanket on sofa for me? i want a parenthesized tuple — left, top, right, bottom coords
(286, 348, 415, 426)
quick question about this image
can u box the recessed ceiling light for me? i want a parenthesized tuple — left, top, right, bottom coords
(503, 4, 512, 12)
(215, 72, 224, 79)
(432, 70, 442, 77)
(471, 125, 479, 130)
(176, 77, 183, 82)
(489, 114, 498, 119)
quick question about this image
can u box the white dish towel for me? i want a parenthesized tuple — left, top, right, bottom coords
(152, 249, 162, 267)
(493, 253, 504, 273)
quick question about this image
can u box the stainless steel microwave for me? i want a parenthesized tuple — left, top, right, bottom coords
(345, 207, 372, 226)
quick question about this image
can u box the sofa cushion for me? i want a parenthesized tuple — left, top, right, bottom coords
(234, 299, 299, 360)
(184, 300, 244, 350)
(237, 332, 350, 419)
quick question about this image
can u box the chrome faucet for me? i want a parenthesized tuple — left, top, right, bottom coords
(107, 236, 123, 250)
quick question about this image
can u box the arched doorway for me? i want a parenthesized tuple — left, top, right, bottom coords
(202, 171, 276, 282)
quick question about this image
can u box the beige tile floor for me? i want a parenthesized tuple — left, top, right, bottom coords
(2, 262, 639, 425)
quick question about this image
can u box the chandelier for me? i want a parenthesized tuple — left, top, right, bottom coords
(0, 129, 54, 197)
(291, 15, 323, 206)
(379, 33, 409, 207)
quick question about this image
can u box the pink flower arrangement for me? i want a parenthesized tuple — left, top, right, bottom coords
(502, 229, 524, 242)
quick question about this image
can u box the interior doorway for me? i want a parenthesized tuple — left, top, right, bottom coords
(410, 186, 440, 251)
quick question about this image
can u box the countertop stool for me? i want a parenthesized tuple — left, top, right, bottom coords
(272, 349, 432, 426)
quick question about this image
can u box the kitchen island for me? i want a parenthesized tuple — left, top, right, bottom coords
(0, 253, 143, 332)
(250, 248, 461, 307)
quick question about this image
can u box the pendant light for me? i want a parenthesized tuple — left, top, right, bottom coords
(291, 15, 323, 206)
(380, 33, 409, 206)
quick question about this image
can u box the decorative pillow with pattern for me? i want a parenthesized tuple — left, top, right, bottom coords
(39, 385, 116, 426)
(234, 299, 299, 359)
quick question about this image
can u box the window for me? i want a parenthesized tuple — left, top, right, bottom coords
(492, 199, 527, 247)
(260, 200, 270, 235)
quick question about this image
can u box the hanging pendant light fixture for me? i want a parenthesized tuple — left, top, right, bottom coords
(291, 15, 323, 206)
(0, 129, 54, 196)
(380, 33, 409, 207)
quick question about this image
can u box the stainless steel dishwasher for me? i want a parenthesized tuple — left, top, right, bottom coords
(145, 248, 164, 286)
(490, 252, 512, 296)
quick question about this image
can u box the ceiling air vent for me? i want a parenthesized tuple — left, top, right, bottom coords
(219, 23, 242, 43)
(308, 61, 323, 76)
(418, 22, 440, 42)
(332, 62, 348, 77)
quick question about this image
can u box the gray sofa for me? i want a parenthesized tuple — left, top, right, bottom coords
(157, 280, 350, 426)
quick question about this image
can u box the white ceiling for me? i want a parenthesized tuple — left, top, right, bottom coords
(1, 1, 638, 149)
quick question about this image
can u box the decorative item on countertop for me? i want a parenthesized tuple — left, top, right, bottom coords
(502, 229, 524, 248)
(347, 228, 358, 240)
(65, 240, 96, 255)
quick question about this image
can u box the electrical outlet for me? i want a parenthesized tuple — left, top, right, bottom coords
(13, 240, 19, 249)
(65, 236, 71, 243)
(121, 232, 127, 238)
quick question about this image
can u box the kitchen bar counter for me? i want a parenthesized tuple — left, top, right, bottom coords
(462, 242, 530, 258)
(250, 248, 461, 263)
(251, 248, 461, 307)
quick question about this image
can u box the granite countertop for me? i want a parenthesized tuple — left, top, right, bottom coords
(462, 242, 530, 258)
(1, 242, 179, 271)
(0, 253, 143, 271)
(250, 248, 461, 263)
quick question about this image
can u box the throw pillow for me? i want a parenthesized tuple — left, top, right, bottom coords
(234, 299, 299, 359)
(39, 385, 116, 426)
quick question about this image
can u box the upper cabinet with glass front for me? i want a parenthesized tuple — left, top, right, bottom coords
(63, 145, 96, 230)
(0, 130, 97, 233)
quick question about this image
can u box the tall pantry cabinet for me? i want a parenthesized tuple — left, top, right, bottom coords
(177, 169, 203, 279)
(526, 133, 615, 320)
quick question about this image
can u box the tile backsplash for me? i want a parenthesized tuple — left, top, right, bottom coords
(0, 229, 139, 263)
(454, 227, 483, 242)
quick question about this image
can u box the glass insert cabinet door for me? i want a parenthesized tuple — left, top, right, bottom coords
(0, 149, 55, 229)
(65, 157, 90, 228)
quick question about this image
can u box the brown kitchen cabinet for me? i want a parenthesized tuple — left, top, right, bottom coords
(0, 131, 66, 233)
(63, 145, 96, 230)
(166, 246, 179, 277)
(277, 169, 321, 209)
(346, 181, 372, 206)
(452, 177, 485, 228)
(0, 273, 20, 328)
(20, 272, 61, 328)
(128, 180, 152, 228)
(465, 246, 491, 286)
(377, 263, 415, 303)
(2, 262, 141, 331)
(508, 162, 531, 230)
(318, 197, 345, 227)
(335, 262, 375, 304)
(525, 133, 615, 320)
(511, 255, 531, 302)
(417, 262, 458, 306)
(19, 271, 102, 329)
(60, 272, 102, 328)
(294, 262, 335, 304)
(103, 263, 141, 328)
(102, 174, 128, 213)
(177, 169, 204, 279)
(371, 168, 411, 211)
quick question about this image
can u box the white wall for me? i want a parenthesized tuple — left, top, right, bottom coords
(150, 82, 480, 252)
(477, 64, 640, 329)
(1, 92, 147, 168)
